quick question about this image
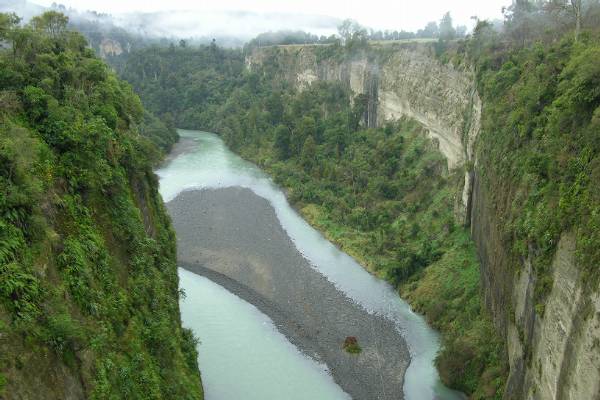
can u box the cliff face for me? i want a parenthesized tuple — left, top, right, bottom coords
(98, 38, 126, 58)
(472, 172, 600, 400)
(247, 44, 480, 224)
(247, 43, 600, 400)
(247, 44, 480, 169)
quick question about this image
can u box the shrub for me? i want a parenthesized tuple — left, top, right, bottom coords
(342, 336, 362, 354)
(45, 313, 84, 354)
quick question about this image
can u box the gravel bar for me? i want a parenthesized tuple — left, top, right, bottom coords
(167, 187, 409, 400)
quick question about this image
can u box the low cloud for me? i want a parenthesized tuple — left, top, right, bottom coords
(2, 1, 341, 43)
(113, 10, 340, 40)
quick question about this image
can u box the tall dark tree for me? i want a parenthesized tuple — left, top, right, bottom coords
(274, 125, 291, 159)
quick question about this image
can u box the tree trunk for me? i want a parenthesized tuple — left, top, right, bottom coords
(575, 10, 581, 41)
(571, 0, 582, 41)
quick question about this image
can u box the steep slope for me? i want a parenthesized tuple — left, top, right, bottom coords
(469, 32, 600, 399)
(0, 13, 202, 399)
(249, 36, 600, 400)
(246, 42, 481, 224)
(246, 43, 481, 168)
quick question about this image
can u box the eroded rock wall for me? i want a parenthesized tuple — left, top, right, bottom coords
(247, 44, 480, 168)
(246, 43, 481, 222)
(99, 38, 124, 58)
(471, 170, 600, 400)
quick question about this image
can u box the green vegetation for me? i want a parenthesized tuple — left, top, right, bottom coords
(241, 14, 467, 49)
(118, 36, 506, 398)
(464, 18, 600, 312)
(0, 370, 6, 395)
(342, 337, 362, 354)
(212, 81, 506, 398)
(111, 2, 600, 397)
(402, 233, 505, 397)
(115, 43, 246, 130)
(0, 12, 201, 398)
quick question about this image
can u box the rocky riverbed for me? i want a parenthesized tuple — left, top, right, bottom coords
(167, 187, 409, 400)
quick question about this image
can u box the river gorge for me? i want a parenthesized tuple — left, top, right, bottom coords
(157, 129, 465, 400)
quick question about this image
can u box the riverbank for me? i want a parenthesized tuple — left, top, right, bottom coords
(167, 187, 409, 400)
(230, 127, 506, 396)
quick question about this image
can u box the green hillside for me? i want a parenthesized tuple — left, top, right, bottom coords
(0, 12, 202, 399)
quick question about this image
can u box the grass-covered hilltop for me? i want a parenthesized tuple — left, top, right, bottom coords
(0, 12, 202, 399)
(115, 2, 600, 399)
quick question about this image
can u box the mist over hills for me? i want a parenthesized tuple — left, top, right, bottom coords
(1, 0, 341, 47)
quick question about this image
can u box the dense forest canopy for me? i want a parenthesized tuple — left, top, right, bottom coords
(0, 11, 202, 398)
(115, 42, 246, 129)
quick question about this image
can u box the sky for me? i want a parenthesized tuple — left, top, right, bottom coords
(29, 0, 511, 33)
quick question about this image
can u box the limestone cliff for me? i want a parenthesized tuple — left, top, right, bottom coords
(246, 42, 600, 400)
(471, 173, 600, 400)
(98, 38, 125, 58)
(247, 44, 480, 169)
(247, 43, 480, 224)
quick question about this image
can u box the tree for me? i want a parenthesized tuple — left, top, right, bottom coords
(324, 114, 347, 157)
(503, 0, 539, 46)
(0, 12, 21, 57)
(292, 116, 316, 155)
(417, 21, 439, 38)
(30, 11, 68, 39)
(468, 20, 498, 60)
(439, 12, 457, 40)
(0, 13, 20, 40)
(546, 0, 586, 41)
(337, 19, 363, 44)
(274, 125, 291, 160)
(266, 92, 284, 124)
(456, 25, 468, 38)
(301, 135, 317, 171)
(570, 0, 583, 40)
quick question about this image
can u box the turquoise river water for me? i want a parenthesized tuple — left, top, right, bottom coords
(157, 130, 464, 400)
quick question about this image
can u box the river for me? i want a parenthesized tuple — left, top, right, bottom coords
(157, 129, 464, 400)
